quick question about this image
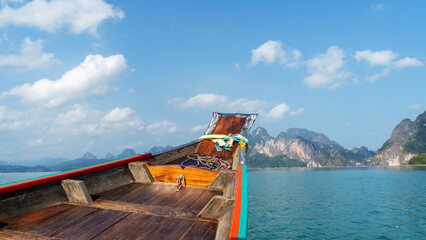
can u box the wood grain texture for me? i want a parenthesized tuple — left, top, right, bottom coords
(146, 164, 220, 186)
(0, 229, 54, 239)
(196, 116, 246, 158)
(67, 199, 206, 220)
(53, 209, 129, 239)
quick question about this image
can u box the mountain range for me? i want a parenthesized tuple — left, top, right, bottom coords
(1, 111, 424, 172)
(0, 148, 137, 173)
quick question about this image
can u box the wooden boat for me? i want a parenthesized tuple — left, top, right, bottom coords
(0, 112, 257, 240)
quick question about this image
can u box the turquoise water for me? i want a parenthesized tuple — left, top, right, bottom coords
(0, 172, 57, 185)
(248, 167, 426, 239)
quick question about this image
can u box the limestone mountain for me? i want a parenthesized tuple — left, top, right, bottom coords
(372, 110, 426, 166)
(248, 127, 375, 167)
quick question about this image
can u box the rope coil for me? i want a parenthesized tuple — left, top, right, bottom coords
(181, 154, 231, 171)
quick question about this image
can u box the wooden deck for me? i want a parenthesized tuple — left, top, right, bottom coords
(0, 183, 222, 239)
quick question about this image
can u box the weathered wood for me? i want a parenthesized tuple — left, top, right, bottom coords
(179, 221, 217, 240)
(188, 190, 223, 213)
(128, 162, 154, 183)
(78, 165, 135, 195)
(99, 183, 166, 204)
(209, 170, 237, 198)
(67, 199, 210, 221)
(62, 179, 93, 204)
(146, 164, 220, 186)
(196, 116, 246, 158)
(1, 204, 73, 230)
(24, 206, 95, 237)
(91, 213, 153, 239)
(0, 184, 68, 221)
(0, 229, 54, 239)
(53, 209, 130, 239)
(147, 142, 199, 165)
(198, 195, 234, 220)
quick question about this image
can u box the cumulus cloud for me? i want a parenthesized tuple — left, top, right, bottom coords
(0, 105, 48, 131)
(265, 103, 290, 122)
(304, 46, 351, 89)
(290, 108, 304, 116)
(28, 138, 44, 147)
(0, 37, 60, 69)
(172, 93, 228, 109)
(407, 104, 421, 110)
(394, 57, 423, 69)
(171, 94, 301, 122)
(248, 40, 301, 68)
(354, 49, 423, 81)
(147, 120, 177, 134)
(2, 54, 128, 107)
(371, 3, 384, 11)
(354, 50, 397, 66)
(0, 0, 124, 36)
(190, 124, 208, 132)
(52, 105, 143, 135)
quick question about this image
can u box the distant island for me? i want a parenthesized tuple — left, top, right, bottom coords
(1, 111, 425, 172)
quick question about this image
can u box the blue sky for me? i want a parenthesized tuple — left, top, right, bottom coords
(0, 1, 424, 162)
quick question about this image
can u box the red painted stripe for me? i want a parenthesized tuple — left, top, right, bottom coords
(0, 153, 152, 195)
(229, 164, 243, 239)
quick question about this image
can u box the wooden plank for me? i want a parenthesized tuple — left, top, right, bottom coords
(188, 190, 222, 213)
(134, 216, 195, 240)
(166, 187, 206, 209)
(196, 116, 246, 158)
(179, 221, 218, 240)
(66, 199, 215, 221)
(0, 154, 152, 195)
(53, 209, 130, 239)
(91, 213, 152, 240)
(1, 204, 73, 230)
(117, 183, 166, 204)
(96, 183, 143, 202)
(0, 229, 55, 240)
(146, 165, 220, 186)
(24, 206, 96, 237)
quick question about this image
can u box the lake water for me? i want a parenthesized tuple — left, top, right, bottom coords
(1, 168, 425, 239)
(0, 172, 57, 185)
(248, 167, 426, 239)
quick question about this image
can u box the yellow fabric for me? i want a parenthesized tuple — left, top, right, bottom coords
(198, 134, 249, 152)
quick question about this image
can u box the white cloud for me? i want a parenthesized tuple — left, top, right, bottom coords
(102, 107, 133, 122)
(355, 49, 423, 81)
(190, 124, 207, 132)
(304, 46, 351, 89)
(265, 103, 290, 122)
(171, 93, 300, 122)
(234, 63, 240, 70)
(407, 104, 421, 110)
(52, 105, 143, 135)
(0, 105, 47, 131)
(365, 67, 391, 82)
(0, 0, 124, 36)
(175, 93, 228, 109)
(248, 40, 301, 68)
(28, 138, 44, 147)
(0, 37, 60, 69)
(2, 54, 128, 107)
(290, 108, 304, 116)
(147, 120, 177, 134)
(394, 57, 423, 69)
(371, 3, 384, 11)
(354, 50, 397, 66)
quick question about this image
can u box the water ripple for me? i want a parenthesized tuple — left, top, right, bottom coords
(248, 167, 426, 239)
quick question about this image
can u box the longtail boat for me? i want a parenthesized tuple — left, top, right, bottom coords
(0, 112, 257, 240)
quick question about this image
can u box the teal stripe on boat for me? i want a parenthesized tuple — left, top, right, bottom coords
(238, 164, 248, 239)
(0, 155, 139, 187)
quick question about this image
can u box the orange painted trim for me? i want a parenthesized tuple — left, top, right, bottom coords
(0, 154, 152, 195)
(229, 164, 243, 239)
(146, 164, 220, 186)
